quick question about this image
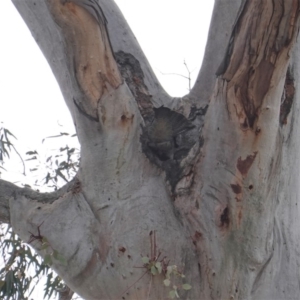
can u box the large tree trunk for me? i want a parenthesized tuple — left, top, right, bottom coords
(1, 0, 300, 299)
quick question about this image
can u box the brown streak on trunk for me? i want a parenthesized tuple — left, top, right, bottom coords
(46, 0, 122, 118)
(231, 183, 242, 194)
(222, 0, 300, 128)
(73, 249, 99, 282)
(280, 67, 295, 125)
(237, 152, 258, 177)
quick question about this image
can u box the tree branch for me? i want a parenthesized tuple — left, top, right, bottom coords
(190, 0, 245, 104)
(11, 0, 172, 113)
(0, 178, 75, 223)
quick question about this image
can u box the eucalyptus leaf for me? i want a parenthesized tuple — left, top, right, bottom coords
(151, 265, 157, 275)
(163, 279, 171, 286)
(142, 257, 150, 264)
(182, 283, 192, 290)
(169, 290, 176, 299)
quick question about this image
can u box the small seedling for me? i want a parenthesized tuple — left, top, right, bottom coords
(123, 231, 192, 299)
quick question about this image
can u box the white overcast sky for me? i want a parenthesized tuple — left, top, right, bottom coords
(0, 0, 213, 297)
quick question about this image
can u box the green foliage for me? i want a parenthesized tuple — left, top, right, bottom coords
(0, 225, 64, 300)
(34, 235, 67, 268)
(128, 231, 192, 299)
(142, 257, 192, 299)
(25, 133, 79, 190)
(0, 126, 25, 175)
(0, 126, 80, 299)
(0, 127, 17, 161)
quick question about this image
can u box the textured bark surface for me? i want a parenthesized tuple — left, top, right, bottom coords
(1, 0, 300, 299)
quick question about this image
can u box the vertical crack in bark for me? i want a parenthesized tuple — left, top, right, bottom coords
(280, 67, 295, 125)
(250, 250, 274, 296)
(220, 206, 230, 228)
(217, 0, 300, 129)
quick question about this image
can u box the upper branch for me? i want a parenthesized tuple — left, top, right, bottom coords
(192, 0, 300, 117)
(218, 0, 300, 128)
(46, 0, 123, 120)
(190, 0, 246, 104)
(12, 0, 172, 120)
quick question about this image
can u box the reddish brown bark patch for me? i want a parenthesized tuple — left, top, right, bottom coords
(191, 231, 202, 246)
(120, 114, 134, 128)
(280, 67, 295, 125)
(218, 0, 300, 128)
(119, 247, 126, 253)
(194, 231, 202, 239)
(48, 0, 122, 119)
(237, 152, 257, 177)
(231, 183, 242, 194)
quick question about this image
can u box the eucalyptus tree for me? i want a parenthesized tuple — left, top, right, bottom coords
(1, 0, 300, 299)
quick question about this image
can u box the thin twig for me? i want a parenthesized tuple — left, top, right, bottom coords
(147, 275, 153, 300)
(159, 60, 194, 92)
(120, 270, 148, 298)
(150, 231, 153, 259)
(160, 71, 190, 80)
(183, 60, 192, 91)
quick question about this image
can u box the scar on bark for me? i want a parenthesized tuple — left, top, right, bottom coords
(191, 231, 202, 246)
(236, 152, 257, 177)
(217, 1, 300, 129)
(49, 0, 122, 119)
(231, 183, 242, 194)
(73, 98, 99, 122)
(280, 67, 295, 126)
(115, 51, 153, 123)
(220, 207, 230, 228)
(70, 178, 82, 194)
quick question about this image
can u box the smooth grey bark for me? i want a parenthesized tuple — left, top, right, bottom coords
(0, 179, 73, 223)
(1, 0, 300, 299)
(190, 0, 244, 104)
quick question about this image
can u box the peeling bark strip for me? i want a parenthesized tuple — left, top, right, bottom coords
(46, 0, 122, 118)
(73, 98, 99, 122)
(218, 0, 300, 128)
(280, 67, 295, 125)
